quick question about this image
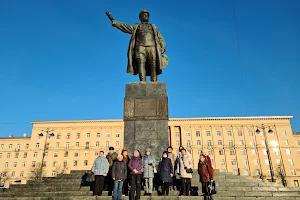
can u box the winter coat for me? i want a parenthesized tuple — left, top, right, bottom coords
(158, 157, 173, 183)
(167, 152, 176, 168)
(204, 155, 212, 168)
(143, 155, 156, 178)
(91, 156, 109, 176)
(198, 161, 214, 183)
(128, 156, 143, 175)
(111, 160, 127, 181)
(106, 152, 118, 167)
(178, 154, 193, 179)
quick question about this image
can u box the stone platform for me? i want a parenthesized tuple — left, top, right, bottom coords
(123, 82, 169, 160)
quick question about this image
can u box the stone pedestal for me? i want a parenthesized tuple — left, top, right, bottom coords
(124, 82, 169, 161)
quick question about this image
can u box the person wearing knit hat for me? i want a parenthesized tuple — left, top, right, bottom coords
(142, 148, 156, 196)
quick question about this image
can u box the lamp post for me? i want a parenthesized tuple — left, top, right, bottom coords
(38, 128, 54, 180)
(255, 124, 275, 182)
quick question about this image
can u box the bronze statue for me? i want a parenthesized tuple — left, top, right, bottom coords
(105, 10, 168, 82)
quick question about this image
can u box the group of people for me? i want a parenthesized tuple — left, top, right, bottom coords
(91, 146, 214, 200)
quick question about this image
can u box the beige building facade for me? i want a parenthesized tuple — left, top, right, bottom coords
(1, 116, 300, 187)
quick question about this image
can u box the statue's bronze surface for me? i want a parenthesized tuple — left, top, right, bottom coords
(106, 10, 168, 82)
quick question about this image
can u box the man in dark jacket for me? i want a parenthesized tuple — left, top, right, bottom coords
(106, 147, 118, 195)
(112, 155, 127, 200)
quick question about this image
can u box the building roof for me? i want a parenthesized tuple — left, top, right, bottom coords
(0, 137, 31, 139)
(31, 116, 293, 124)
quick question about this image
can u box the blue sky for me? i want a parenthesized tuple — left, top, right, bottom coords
(0, 0, 299, 136)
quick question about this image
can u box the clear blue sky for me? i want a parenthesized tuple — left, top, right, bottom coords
(0, 0, 299, 137)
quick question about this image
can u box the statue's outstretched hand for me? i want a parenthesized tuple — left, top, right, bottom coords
(105, 11, 114, 22)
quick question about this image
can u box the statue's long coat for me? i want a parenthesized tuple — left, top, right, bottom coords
(112, 20, 168, 76)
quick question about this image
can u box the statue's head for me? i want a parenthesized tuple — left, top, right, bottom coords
(139, 10, 150, 23)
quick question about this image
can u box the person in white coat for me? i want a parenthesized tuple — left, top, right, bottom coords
(179, 148, 193, 196)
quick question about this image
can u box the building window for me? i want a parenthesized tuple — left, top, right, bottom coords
(206, 131, 211, 136)
(238, 131, 243, 136)
(95, 152, 99, 157)
(175, 132, 180, 137)
(254, 159, 258, 165)
(56, 142, 60, 148)
(282, 130, 287, 136)
(263, 149, 267, 155)
(74, 152, 78, 157)
(106, 133, 110, 138)
(294, 180, 299, 187)
(208, 150, 213, 155)
(186, 132, 190, 136)
(233, 169, 238, 175)
(25, 144, 29, 149)
(298, 150, 300, 155)
(269, 130, 275, 136)
(86, 133, 90, 138)
(22, 162, 26, 167)
(0, 144, 3, 149)
(96, 133, 100, 138)
(0, 153, 2, 158)
(276, 159, 281, 165)
(36, 143, 40, 148)
(207, 140, 212, 147)
(85, 151, 88, 156)
(255, 169, 261, 176)
(176, 141, 180, 147)
(84, 160, 88, 166)
(291, 170, 296, 176)
(217, 140, 222, 146)
(20, 171, 24, 177)
(286, 149, 291, 155)
(261, 140, 265, 146)
(249, 140, 255, 147)
(42, 161, 47, 167)
(230, 149, 235, 155)
(52, 171, 57, 177)
(74, 160, 78, 166)
(288, 159, 294, 165)
(265, 159, 269, 165)
(33, 152, 38, 157)
(7, 153, 11, 158)
(76, 133, 80, 139)
(13, 162, 17, 167)
(66, 133, 70, 139)
(15, 153, 19, 158)
(219, 150, 224, 155)
(76, 142, 80, 147)
(186, 140, 191, 147)
(57, 134, 61, 139)
(241, 150, 246, 155)
(196, 131, 201, 137)
(106, 141, 110, 148)
(242, 159, 247, 165)
(244, 169, 249, 176)
(296, 140, 300, 146)
(16, 144, 20, 149)
(248, 130, 253, 136)
(239, 140, 244, 146)
(54, 152, 58, 157)
(9, 144, 12, 149)
(85, 142, 89, 149)
(216, 131, 221, 136)
(23, 152, 27, 158)
(11, 171, 15, 177)
(96, 142, 100, 147)
(116, 133, 120, 138)
(273, 148, 279, 155)
(116, 141, 120, 147)
(197, 140, 201, 146)
(32, 161, 36, 167)
(227, 131, 232, 136)
(5, 162, 8, 168)
(63, 161, 67, 167)
(198, 150, 203, 155)
(66, 142, 70, 149)
(53, 161, 57, 167)
(284, 140, 289, 145)
(229, 140, 234, 147)
(220, 159, 225, 165)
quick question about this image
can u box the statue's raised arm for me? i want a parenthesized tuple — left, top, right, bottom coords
(105, 11, 133, 34)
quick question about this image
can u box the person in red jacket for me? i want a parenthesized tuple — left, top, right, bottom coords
(198, 154, 214, 198)
(202, 148, 212, 168)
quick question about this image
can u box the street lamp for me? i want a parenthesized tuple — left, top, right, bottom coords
(39, 128, 55, 180)
(255, 124, 275, 182)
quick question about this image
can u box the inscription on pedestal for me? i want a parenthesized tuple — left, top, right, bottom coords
(135, 98, 157, 117)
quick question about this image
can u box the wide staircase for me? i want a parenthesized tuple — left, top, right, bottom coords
(0, 170, 300, 200)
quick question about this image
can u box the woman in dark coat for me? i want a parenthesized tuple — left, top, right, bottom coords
(121, 149, 130, 196)
(198, 154, 214, 198)
(158, 151, 174, 196)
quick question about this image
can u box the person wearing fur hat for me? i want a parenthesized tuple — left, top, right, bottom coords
(142, 148, 156, 196)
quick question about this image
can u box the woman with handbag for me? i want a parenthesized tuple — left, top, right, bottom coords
(142, 148, 156, 196)
(179, 148, 193, 196)
(198, 154, 215, 199)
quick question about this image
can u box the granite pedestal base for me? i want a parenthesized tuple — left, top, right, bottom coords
(124, 82, 169, 161)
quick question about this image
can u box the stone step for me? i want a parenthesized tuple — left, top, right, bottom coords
(0, 191, 93, 198)
(8, 186, 90, 192)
